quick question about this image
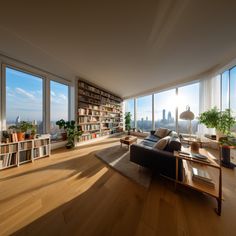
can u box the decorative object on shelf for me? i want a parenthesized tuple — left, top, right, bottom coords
(191, 141, 200, 153)
(179, 105, 195, 138)
(199, 107, 236, 140)
(125, 112, 132, 135)
(56, 119, 83, 148)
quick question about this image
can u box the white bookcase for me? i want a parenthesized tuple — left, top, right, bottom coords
(0, 137, 50, 170)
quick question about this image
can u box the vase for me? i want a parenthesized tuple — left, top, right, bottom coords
(17, 132, 25, 141)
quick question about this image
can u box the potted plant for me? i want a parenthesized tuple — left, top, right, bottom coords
(125, 112, 132, 135)
(199, 107, 236, 140)
(56, 119, 83, 148)
(56, 119, 67, 140)
(9, 121, 33, 141)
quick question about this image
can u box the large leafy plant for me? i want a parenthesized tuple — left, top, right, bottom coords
(56, 119, 83, 148)
(125, 112, 132, 131)
(199, 107, 236, 135)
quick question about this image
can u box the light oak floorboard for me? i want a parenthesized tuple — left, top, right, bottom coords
(0, 137, 236, 236)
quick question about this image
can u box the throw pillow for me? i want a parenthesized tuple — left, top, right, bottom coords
(165, 137, 181, 152)
(153, 136, 170, 150)
(154, 128, 170, 138)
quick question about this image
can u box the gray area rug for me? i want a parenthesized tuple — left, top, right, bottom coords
(95, 145, 152, 188)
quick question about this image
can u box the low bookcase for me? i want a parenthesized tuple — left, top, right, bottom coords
(0, 137, 50, 170)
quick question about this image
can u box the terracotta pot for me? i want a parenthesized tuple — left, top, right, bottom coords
(17, 132, 25, 141)
(61, 132, 67, 141)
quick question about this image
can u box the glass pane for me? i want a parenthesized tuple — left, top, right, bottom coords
(50, 81, 69, 141)
(178, 83, 199, 134)
(154, 89, 176, 130)
(6, 67, 43, 133)
(230, 67, 236, 134)
(222, 70, 229, 111)
(136, 95, 152, 132)
(124, 99, 135, 128)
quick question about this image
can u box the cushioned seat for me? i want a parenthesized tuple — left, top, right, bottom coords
(144, 134, 160, 143)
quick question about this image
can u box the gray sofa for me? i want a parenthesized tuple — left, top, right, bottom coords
(130, 130, 183, 181)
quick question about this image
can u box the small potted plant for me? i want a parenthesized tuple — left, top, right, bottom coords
(56, 119, 67, 141)
(125, 112, 132, 135)
(9, 121, 33, 141)
(56, 119, 83, 148)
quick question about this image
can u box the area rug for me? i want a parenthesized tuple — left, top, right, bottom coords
(95, 145, 152, 188)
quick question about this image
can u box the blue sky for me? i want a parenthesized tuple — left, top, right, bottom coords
(6, 67, 68, 123)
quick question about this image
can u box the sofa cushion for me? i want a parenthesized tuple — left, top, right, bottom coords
(153, 136, 171, 150)
(141, 140, 156, 148)
(165, 136, 181, 152)
(145, 134, 159, 143)
(154, 128, 171, 138)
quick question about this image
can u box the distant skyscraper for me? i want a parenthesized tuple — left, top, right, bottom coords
(167, 111, 172, 122)
(16, 116, 21, 124)
(162, 109, 166, 121)
(146, 116, 148, 121)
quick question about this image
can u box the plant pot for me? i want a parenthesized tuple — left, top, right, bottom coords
(17, 132, 25, 141)
(61, 132, 67, 141)
(25, 133, 31, 139)
(216, 130, 226, 141)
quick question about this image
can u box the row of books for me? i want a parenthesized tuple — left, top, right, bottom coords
(78, 116, 100, 123)
(34, 146, 49, 158)
(19, 141, 33, 151)
(79, 133, 101, 141)
(0, 153, 17, 168)
(192, 167, 215, 188)
(100, 91, 121, 102)
(79, 96, 101, 106)
(79, 124, 100, 131)
(19, 150, 32, 163)
(34, 139, 49, 148)
(101, 97, 120, 105)
(79, 81, 100, 94)
(79, 88, 100, 100)
(1, 144, 18, 154)
(78, 108, 100, 116)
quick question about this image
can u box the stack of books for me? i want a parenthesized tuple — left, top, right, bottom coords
(192, 167, 215, 188)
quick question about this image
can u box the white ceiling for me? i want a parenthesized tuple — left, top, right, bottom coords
(0, 0, 236, 98)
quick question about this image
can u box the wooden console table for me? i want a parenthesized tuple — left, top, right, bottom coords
(174, 147, 222, 215)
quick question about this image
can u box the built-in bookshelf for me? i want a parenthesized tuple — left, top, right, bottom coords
(0, 137, 50, 170)
(78, 80, 123, 142)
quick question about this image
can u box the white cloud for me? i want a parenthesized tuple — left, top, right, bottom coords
(51, 91, 56, 96)
(15, 88, 35, 100)
(58, 94, 67, 100)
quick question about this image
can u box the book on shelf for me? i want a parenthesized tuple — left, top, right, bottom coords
(192, 167, 215, 188)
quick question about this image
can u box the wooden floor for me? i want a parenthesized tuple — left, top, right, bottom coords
(1, 137, 236, 236)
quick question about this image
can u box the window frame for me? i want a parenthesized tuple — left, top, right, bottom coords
(1, 62, 72, 138)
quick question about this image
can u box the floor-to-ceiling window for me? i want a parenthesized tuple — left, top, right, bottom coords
(154, 89, 176, 131)
(124, 99, 135, 128)
(178, 83, 199, 134)
(230, 67, 236, 133)
(136, 95, 152, 131)
(50, 81, 69, 141)
(221, 70, 230, 111)
(6, 67, 44, 133)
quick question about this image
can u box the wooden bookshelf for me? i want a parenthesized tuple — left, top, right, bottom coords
(77, 80, 123, 142)
(0, 137, 50, 170)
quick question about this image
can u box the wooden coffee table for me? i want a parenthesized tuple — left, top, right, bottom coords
(120, 136, 137, 150)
